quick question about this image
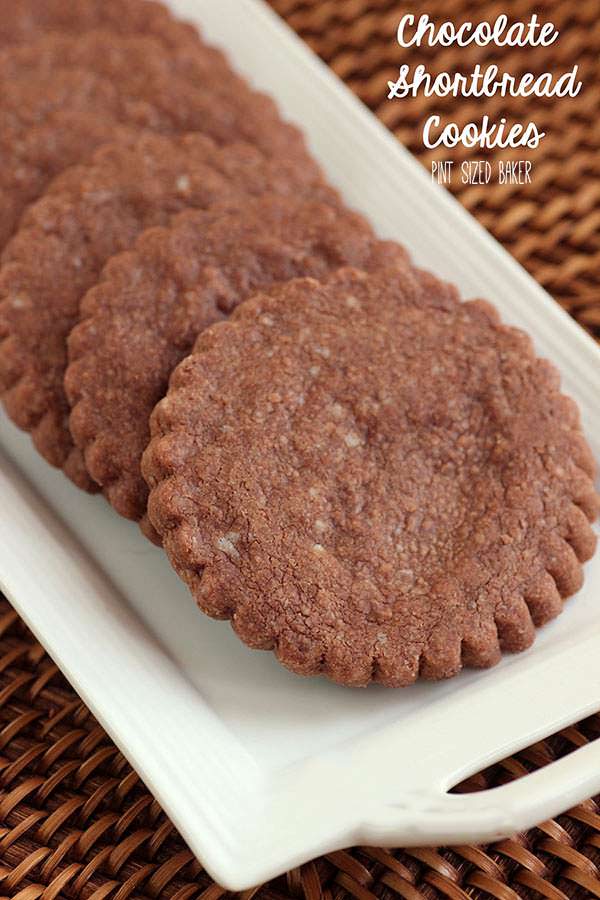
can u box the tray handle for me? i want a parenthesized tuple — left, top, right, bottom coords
(363, 734, 600, 847)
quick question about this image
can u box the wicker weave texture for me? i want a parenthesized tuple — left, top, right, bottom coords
(1, 0, 599, 897)
(0, 598, 600, 899)
(268, 0, 600, 343)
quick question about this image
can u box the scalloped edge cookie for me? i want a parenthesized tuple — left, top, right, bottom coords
(0, 133, 329, 489)
(142, 268, 599, 687)
(65, 196, 411, 537)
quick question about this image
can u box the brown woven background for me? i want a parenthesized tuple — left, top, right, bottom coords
(1, 1, 599, 897)
(270, 0, 600, 342)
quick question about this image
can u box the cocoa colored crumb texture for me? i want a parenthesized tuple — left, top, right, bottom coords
(65, 195, 410, 538)
(0, 30, 309, 248)
(0, 133, 331, 491)
(0, 0, 200, 48)
(142, 268, 600, 687)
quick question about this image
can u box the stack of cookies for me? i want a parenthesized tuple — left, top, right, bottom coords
(1, 0, 598, 687)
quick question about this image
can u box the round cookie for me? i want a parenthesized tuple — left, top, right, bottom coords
(0, 133, 332, 490)
(142, 268, 600, 687)
(65, 196, 410, 536)
(0, 30, 309, 246)
(0, 0, 200, 49)
(0, 69, 144, 249)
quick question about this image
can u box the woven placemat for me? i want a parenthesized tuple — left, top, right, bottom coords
(270, 0, 600, 343)
(1, 1, 599, 897)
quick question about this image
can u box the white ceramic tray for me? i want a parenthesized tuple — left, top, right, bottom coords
(1, 0, 600, 889)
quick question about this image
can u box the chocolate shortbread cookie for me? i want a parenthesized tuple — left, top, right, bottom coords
(0, 70, 143, 249)
(142, 269, 599, 687)
(0, 26, 230, 86)
(0, 31, 309, 246)
(0, 133, 331, 489)
(65, 197, 411, 536)
(0, 0, 200, 49)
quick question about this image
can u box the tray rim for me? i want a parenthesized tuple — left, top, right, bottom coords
(1, 0, 600, 889)
(2, 453, 600, 890)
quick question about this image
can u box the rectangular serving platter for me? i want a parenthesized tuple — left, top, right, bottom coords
(1, 0, 600, 889)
